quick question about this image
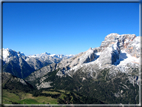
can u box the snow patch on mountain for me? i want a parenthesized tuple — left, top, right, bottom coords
(29, 52, 74, 59)
(66, 48, 139, 76)
(61, 34, 140, 76)
(0, 48, 26, 63)
(115, 50, 139, 66)
(2, 48, 10, 62)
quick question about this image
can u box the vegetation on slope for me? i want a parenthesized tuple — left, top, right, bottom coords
(2, 68, 139, 104)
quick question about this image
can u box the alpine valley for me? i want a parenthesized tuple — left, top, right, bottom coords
(1, 33, 141, 105)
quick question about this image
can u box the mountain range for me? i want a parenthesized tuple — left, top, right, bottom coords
(0, 48, 73, 78)
(1, 33, 141, 104)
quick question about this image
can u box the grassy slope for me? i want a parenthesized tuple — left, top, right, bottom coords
(3, 87, 104, 104)
(3, 89, 60, 104)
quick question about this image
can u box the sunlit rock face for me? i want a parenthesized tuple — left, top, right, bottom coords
(100, 33, 120, 51)
(125, 36, 141, 58)
(99, 33, 136, 52)
(117, 34, 136, 49)
(98, 44, 120, 67)
(96, 33, 138, 67)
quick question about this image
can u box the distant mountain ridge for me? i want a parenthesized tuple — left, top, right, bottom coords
(0, 48, 74, 78)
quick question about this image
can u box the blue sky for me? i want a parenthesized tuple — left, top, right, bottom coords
(3, 3, 139, 55)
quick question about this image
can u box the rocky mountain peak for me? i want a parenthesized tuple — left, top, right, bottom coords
(125, 36, 140, 58)
(104, 33, 120, 41)
(0, 48, 26, 63)
(118, 34, 136, 49)
(100, 33, 136, 52)
(80, 47, 95, 63)
(43, 52, 51, 55)
(89, 47, 92, 50)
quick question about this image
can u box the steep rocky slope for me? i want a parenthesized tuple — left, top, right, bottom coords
(2, 72, 34, 92)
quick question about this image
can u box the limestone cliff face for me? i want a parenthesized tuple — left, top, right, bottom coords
(98, 33, 140, 59)
(95, 33, 137, 67)
(125, 36, 141, 58)
(98, 43, 120, 67)
(118, 34, 136, 49)
(100, 33, 136, 51)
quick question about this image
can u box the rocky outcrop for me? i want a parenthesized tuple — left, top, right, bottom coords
(118, 34, 136, 49)
(3, 56, 35, 79)
(125, 36, 140, 58)
(99, 33, 136, 52)
(68, 48, 95, 67)
(26, 63, 57, 82)
(80, 48, 96, 63)
(2, 72, 35, 92)
(100, 33, 120, 51)
(93, 47, 101, 53)
(36, 82, 52, 90)
(98, 40, 120, 67)
(57, 48, 96, 69)
(2, 72, 27, 86)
